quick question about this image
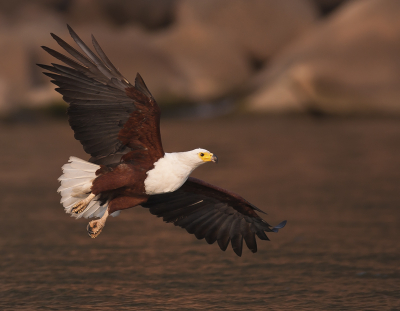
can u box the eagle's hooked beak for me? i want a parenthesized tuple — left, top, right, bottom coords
(199, 152, 218, 163)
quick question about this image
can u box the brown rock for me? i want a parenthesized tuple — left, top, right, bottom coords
(96, 0, 177, 30)
(247, 0, 400, 115)
(178, 0, 318, 61)
(149, 0, 317, 103)
(0, 4, 66, 114)
(311, 0, 349, 15)
(152, 22, 251, 102)
(63, 0, 110, 26)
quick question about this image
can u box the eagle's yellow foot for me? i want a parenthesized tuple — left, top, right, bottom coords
(72, 193, 95, 214)
(87, 210, 109, 238)
(87, 221, 104, 238)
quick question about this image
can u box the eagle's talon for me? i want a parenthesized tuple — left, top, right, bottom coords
(72, 193, 96, 214)
(87, 220, 104, 238)
(72, 202, 87, 214)
(87, 210, 108, 238)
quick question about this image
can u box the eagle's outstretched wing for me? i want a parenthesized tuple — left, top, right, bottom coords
(38, 25, 164, 166)
(142, 177, 287, 256)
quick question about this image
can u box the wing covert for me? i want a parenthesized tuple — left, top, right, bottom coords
(142, 177, 286, 256)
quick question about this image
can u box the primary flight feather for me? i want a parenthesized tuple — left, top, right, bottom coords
(39, 25, 286, 257)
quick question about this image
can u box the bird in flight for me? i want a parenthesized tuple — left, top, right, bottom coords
(39, 25, 286, 256)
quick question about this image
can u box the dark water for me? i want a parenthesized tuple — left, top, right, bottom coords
(1, 117, 400, 310)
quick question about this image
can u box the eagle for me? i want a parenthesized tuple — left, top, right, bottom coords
(39, 25, 286, 257)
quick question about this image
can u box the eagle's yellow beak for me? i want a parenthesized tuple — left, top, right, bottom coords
(199, 152, 218, 163)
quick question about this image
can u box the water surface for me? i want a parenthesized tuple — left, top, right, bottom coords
(1, 117, 399, 310)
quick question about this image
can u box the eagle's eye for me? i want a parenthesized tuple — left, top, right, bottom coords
(200, 153, 205, 157)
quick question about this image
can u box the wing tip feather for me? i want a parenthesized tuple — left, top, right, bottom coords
(271, 220, 287, 232)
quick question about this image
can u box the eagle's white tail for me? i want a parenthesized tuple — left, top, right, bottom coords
(57, 157, 120, 219)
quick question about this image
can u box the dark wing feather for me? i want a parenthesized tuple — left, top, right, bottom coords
(142, 177, 287, 257)
(39, 25, 164, 165)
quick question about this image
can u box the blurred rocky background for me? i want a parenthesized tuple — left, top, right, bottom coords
(0, 0, 399, 118)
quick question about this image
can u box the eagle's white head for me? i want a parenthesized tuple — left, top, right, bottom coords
(180, 148, 218, 167)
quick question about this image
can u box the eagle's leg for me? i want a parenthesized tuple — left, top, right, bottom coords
(86, 195, 149, 239)
(87, 209, 108, 238)
(72, 193, 95, 214)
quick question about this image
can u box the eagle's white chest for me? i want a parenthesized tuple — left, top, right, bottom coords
(144, 153, 196, 195)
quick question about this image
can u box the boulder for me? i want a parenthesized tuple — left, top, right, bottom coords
(246, 0, 400, 115)
(150, 0, 317, 103)
(311, 0, 349, 16)
(0, 3, 65, 115)
(177, 0, 318, 61)
(151, 22, 251, 102)
(62, 0, 110, 27)
(96, 0, 177, 30)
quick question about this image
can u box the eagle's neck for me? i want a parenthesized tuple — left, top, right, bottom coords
(144, 152, 204, 195)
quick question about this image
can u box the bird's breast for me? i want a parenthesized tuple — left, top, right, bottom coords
(144, 156, 192, 195)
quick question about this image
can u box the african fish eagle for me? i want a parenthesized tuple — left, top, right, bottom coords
(38, 25, 286, 257)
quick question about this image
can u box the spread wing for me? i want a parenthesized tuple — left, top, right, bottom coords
(38, 25, 164, 166)
(142, 177, 286, 256)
